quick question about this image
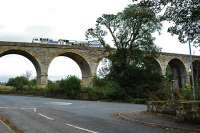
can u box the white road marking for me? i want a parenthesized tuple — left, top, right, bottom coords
(20, 107, 35, 110)
(37, 113, 55, 121)
(0, 107, 10, 109)
(64, 123, 99, 133)
(20, 107, 37, 113)
(0, 106, 38, 112)
(47, 102, 72, 106)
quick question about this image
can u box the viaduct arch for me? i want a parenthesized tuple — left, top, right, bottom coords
(0, 49, 41, 84)
(48, 52, 93, 86)
(0, 41, 106, 87)
(0, 41, 200, 88)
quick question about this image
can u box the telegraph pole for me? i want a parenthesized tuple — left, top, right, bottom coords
(188, 30, 195, 100)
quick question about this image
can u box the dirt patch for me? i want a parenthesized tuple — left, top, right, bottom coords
(0, 115, 23, 133)
(113, 111, 200, 133)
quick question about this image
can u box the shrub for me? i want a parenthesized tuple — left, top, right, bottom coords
(6, 76, 30, 91)
(0, 85, 15, 94)
(59, 76, 81, 98)
(29, 79, 37, 86)
(148, 82, 195, 101)
(147, 79, 172, 101)
(84, 77, 124, 100)
(127, 98, 146, 104)
(81, 87, 100, 100)
(102, 80, 124, 100)
(45, 81, 61, 97)
(179, 85, 193, 100)
(82, 78, 146, 102)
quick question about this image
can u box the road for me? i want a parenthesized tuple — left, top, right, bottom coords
(0, 95, 172, 133)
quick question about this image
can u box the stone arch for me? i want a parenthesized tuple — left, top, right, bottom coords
(144, 57, 162, 75)
(192, 60, 200, 88)
(166, 58, 187, 89)
(0, 49, 42, 85)
(48, 52, 92, 86)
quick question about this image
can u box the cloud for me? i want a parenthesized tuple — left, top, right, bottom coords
(25, 25, 53, 37)
(0, 25, 54, 42)
(0, 32, 31, 42)
(0, 25, 5, 30)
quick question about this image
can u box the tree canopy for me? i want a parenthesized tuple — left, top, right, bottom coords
(86, 4, 163, 98)
(86, 4, 161, 63)
(136, 0, 200, 44)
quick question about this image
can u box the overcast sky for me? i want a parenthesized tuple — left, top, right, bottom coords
(0, 0, 198, 81)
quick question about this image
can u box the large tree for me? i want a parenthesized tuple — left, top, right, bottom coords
(86, 4, 162, 98)
(135, 0, 200, 44)
(135, 0, 200, 97)
(86, 4, 161, 63)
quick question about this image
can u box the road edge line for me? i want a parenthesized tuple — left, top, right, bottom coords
(64, 123, 99, 133)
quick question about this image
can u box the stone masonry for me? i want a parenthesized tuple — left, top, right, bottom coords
(0, 41, 199, 88)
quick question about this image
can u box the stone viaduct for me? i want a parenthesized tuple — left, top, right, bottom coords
(0, 41, 200, 88)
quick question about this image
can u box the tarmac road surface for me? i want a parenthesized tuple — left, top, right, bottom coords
(0, 95, 173, 133)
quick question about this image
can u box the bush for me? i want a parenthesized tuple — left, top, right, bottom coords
(100, 80, 125, 100)
(0, 85, 15, 94)
(179, 85, 193, 100)
(81, 77, 125, 100)
(107, 59, 164, 99)
(148, 82, 196, 101)
(37, 76, 81, 98)
(80, 87, 99, 100)
(127, 98, 146, 104)
(147, 79, 171, 101)
(6, 76, 30, 91)
(45, 81, 61, 97)
(81, 78, 146, 102)
(59, 76, 81, 98)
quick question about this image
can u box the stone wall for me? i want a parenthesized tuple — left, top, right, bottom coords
(147, 100, 200, 123)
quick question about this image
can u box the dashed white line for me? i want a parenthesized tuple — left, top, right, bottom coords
(64, 123, 99, 133)
(0, 106, 98, 133)
(47, 102, 72, 106)
(20, 107, 37, 112)
(20, 107, 36, 110)
(0, 107, 37, 112)
(0, 107, 9, 109)
(37, 113, 55, 121)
